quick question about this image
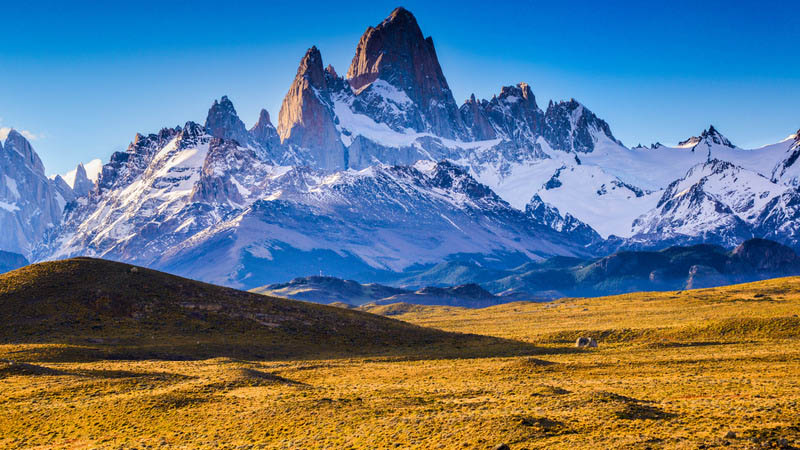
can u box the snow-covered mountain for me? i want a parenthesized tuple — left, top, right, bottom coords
(36, 94, 587, 287)
(628, 160, 786, 248)
(4, 6, 799, 290)
(0, 130, 72, 257)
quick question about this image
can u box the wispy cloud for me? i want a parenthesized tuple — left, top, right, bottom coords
(0, 127, 41, 141)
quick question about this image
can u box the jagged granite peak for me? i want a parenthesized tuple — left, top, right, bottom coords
(346, 7, 467, 139)
(96, 126, 182, 195)
(204, 95, 250, 145)
(470, 82, 544, 147)
(249, 108, 280, 150)
(460, 93, 497, 141)
(0, 131, 63, 257)
(277, 46, 346, 170)
(296, 46, 327, 91)
(678, 124, 735, 149)
(543, 99, 620, 153)
(4, 129, 45, 175)
(71, 163, 94, 197)
(325, 64, 338, 78)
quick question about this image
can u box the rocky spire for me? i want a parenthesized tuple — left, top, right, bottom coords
(249, 108, 280, 150)
(4, 129, 45, 175)
(72, 163, 94, 197)
(678, 125, 735, 149)
(346, 7, 467, 139)
(204, 96, 250, 145)
(325, 64, 338, 78)
(51, 174, 76, 203)
(278, 46, 346, 170)
(459, 94, 496, 141)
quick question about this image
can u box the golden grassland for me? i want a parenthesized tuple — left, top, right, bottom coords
(2, 272, 800, 449)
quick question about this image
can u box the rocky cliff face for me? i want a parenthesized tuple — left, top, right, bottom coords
(277, 46, 346, 170)
(249, 108, 281, 153)
(346, 7, 467, 140)
(205, 96, 251, 146)
(70, 163, 94, 197)
(0, 130, 67, 257)
(543, 99, 620, 153)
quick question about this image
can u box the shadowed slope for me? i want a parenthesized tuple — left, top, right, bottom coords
(0, 258, 532, 361)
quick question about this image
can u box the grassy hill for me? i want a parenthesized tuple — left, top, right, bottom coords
(1, 265, 799, 449)
(371, 276, 800, 345)
(0, 257, 527, 361)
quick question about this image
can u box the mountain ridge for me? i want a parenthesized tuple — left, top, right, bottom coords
(1, 7, 797, 293)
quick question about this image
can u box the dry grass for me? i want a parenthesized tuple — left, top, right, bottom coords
(2, 275, 800, 448)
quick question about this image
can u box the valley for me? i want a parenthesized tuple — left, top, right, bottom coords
(1, 260, 799, 449)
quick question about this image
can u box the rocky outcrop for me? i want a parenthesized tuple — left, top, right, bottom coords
(205, 96, 250, 146)
(278, 46, 346, 170)
(71, 163, 94, 197)
(678, 125, 735, 149)
(543, 99, 620, 153)
(459, 94, 496, 141)
(346, 7, 467, 139)
(97, 127, 181, 195)
(249, 108, 281, 153)
(51, 174, 76, 204)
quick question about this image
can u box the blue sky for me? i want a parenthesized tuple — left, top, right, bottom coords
(2, 0, 798, 175)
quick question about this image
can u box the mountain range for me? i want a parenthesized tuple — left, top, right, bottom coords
(2, 7, 799, 294)
(253, 238, 800, 305)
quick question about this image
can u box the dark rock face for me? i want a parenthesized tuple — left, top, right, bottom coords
(205, 96, 250, 145)
(729, 238, 800, 272)
(346, 7, 467, 139)
(97, 127, 181, 195)
(543, 99, 620, 153)
(459, 94, 496, 141)
(483, 83, 544, 146)
(278, 46, 346, 170)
